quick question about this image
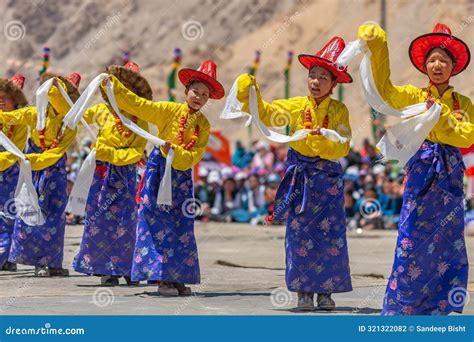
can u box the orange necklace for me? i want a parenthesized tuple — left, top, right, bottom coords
(178, 110, 200, 150)
(303, 101, 329, 130)
(38, 107, 62, 151)
(112, 111, 138, 138)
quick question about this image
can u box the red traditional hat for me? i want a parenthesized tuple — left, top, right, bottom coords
(66, 72, 81, 88)
(409, 23, 471, 76)
(0, 73, 28, 108)
(178, 60, 225, 100)
(57, 72, 82, 102)
(10, 74, 25, 90)
(298, 37, 353, 84)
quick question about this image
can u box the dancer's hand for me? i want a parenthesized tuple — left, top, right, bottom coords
(162, 141, 172, 154)
(425, 97, 435, 110)
(101, 75, 112, 87)
(309, 126, 321, 135)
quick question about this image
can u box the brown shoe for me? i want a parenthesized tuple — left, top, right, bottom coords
(1, 261, 17, 272)
(101, 276, 120, 286)
(157, 282, 179, 297)
(174, 282, 192, 296)
(124, 276, 140, 286)
(296, 292, 314, 311)
(49, 268, 70, 277)
(317, 293, 336, 311)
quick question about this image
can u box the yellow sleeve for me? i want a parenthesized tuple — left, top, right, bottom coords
(305, 104, 352, 160)
(26, 127, 77, 170)
(169, 121, 210, 171)
(0, 125, 28, 171)
(95, 144, 145, 166)
(0, 153, 19, 171)
(0, 107, 37, 126)
(48, 80, 71, 115)
(432, 100, 474, 147)
(109, 75, 177, 131)
(358, 25, 421, 108)
(82, 104, 104, 125)
(236, 74, 296, 126)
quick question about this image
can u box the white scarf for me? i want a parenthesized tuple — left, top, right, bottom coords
(220, 81, 349, 144)
(336, 40, 441, 166)
(0, 132, 45, 226)
(36, 78, 96, 140)
(65, 74, 174, 216)
(220, 40, 441, 166)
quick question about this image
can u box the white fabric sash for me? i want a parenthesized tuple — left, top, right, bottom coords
(65, 148, 96, 215)
(64, 74, 174, 213)
(37, 78, 96, 141)
(335, 39, 441, 166)
(0, 132, 45, 226)
(220, 40, 441, 166)
(220, 80, 349, 144)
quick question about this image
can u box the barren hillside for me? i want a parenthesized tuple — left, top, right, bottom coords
(1, 0, 473, 147)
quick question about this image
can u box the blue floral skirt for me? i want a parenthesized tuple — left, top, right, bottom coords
(131, 147, 200, 284)
(382, 141, 468, 315)
(0, 163, 19, 267)
(8, 141, 67, 268)
(73, 161, 138, 276)
(275, 148, 352, 294)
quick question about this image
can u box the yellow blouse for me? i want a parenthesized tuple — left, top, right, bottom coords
(0, 125, 27, 171)
(358, 24, 473, 147)
(236, 74, 351, 160)
(0, 82, 77, 170)
(82, 104, 148, 166)
(110, 76, 211, 171)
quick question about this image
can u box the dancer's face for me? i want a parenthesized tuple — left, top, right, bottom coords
(186, 81, 210, 111)
(0, 91, 15, 111)
(307, 66, 337, 100)
(424, 48, 455, 84)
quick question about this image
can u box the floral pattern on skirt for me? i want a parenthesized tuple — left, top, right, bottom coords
(131, 147, 200, 284)
(0, 163, 19, 267)
(8, 140, 67, 268)
(382, 141, 468, 315)
(275, 148, 352, 294)
(73, 161, 138, 276)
